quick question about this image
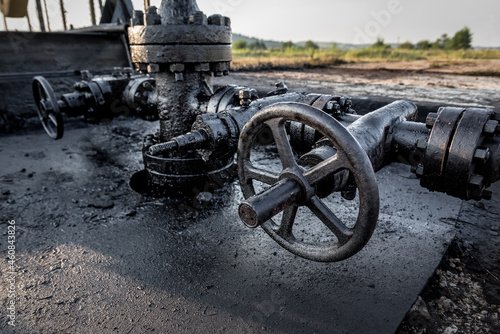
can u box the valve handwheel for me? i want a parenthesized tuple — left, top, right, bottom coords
(237, 102, 379, 262)
(32, 76, 64, 140)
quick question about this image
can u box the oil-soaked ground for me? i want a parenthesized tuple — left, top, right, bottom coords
(1, 72, 499, 333)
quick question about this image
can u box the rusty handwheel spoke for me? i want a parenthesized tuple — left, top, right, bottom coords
(306, 196, 353, 245)
(32, 76, 64, 140)
(304, 151, 351, 185)
(238, 102, 379, 262)
(245, 162, 279, 185)
(274, 205, 298, 240)
(266, 118, 298, 169)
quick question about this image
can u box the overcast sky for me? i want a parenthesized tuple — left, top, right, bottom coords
(2, 0, 499, 47)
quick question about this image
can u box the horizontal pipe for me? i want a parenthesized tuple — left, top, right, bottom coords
(347, 100, 418, 172)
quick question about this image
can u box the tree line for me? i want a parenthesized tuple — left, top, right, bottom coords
(233, 27, 473, 51)
(396, 27, 472, 50)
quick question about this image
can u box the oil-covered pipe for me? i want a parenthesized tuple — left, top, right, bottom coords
(343, 100, 418, 172)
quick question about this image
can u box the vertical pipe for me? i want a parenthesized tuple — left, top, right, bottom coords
(144, 0, 151, 12)
(26, 12, 33, 32)
(2, 13, 8, 31)
(59, 0, 67, 30)
(98, 0, 104, 14)
(89, 0, 96, 26)
(43, 0, 51, 31)
(35, 0, 46, 32)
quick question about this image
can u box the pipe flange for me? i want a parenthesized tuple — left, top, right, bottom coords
(420, 107, 465, 192)
(444, 108, 493, 199)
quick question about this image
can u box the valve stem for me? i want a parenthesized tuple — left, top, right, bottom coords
(149, 140, 179, 155)
(149, 130, 208, 156)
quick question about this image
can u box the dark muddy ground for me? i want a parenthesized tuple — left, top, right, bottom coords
(0, 70, 499, 333)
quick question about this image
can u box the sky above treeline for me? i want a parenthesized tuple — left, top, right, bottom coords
(2, 0, 499, 47)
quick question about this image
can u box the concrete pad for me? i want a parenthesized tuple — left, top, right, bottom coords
(0, 119, 461, 333)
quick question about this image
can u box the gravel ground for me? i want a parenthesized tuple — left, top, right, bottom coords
(399, 188, 500, 334)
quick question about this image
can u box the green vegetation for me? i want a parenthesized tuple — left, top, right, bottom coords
(231, 27, 499, 71)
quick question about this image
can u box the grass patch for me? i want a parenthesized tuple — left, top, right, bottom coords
(231, 47, 500, 72)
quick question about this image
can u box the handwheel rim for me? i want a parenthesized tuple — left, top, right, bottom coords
(32, 76, 64, 140)
(237, 102, 379, 262)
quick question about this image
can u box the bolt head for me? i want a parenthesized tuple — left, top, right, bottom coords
(80, 70, 92, 81)
(482, 190, 493, 200)
(174, 72, 184, 81)
(208, 14, 223, 26)
(194, 63, 210, 72)
(190, 11, 207, 25)
(239, 89, 252, 100)
(415, 165, 424, 177)
(484, 120, 499, 135)
(131, 10, 144, 26)
(326, 101, 340, 112)
(473, 148, 490, 162)
(148, 63, 160, 73)
(426, 113, 438, 129)
(169, 63, 185, 73)
(416, 139, 428, 151)
(469, 174, 485, 189)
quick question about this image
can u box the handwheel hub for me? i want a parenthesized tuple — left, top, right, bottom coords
(278, 168, 315, 205)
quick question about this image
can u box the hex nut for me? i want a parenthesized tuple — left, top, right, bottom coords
(169, 63, 185, 73)
(469, 174, 485, 189)
(416, 139, 428, 151)
(473, 148, 490, 162)
(123, 67, 133, 76)
(80, 70, 93, 81)
(148, 63, 160, 73)
(131, 10, 144, 26)
(239, 89, 253, 100)
(484, 120, 499, 134)
(208, 14, 223, 26)
(190, 11, 207, 25)
(175, 72, 184, 81)
(426, 113, 438, 129)
(415, 165, 424, 177)
(194, 63, 210, 72)
(145, 6, 161, 26)
(326, 101, 340, 112)
(482, 190, 493, 200)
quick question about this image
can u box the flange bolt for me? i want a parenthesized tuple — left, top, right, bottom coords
(484, 120, 499, 135)
(426, 113, 438, 129)
(473, 148, 491, 163)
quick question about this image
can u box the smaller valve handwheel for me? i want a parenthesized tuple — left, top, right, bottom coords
(237, 102, 379, 262)
(32, 76, 64, 140)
